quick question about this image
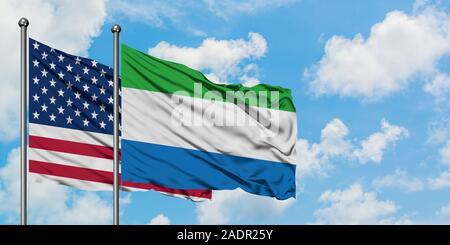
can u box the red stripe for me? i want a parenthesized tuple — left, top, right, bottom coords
(29, 160, 212, 199)
(29, 135, 119, 160)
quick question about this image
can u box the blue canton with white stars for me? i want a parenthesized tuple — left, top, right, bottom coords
(29, 38, 120, 135)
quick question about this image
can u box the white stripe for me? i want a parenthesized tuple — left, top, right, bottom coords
(30, 172, 145, 191)
(30, 172, 116, 191)
(29, 123, 112, 146)
(123, 88, 297, 163)
(29, 147, 114, 172)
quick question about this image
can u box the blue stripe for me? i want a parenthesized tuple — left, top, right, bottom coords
(121, 139, 296, 200)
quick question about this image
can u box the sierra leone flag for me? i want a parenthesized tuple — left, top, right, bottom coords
(121, 44, 297, 200)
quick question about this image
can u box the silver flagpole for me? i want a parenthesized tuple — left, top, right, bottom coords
(18, 17, 29, 226)
(111, 24, 121, 226)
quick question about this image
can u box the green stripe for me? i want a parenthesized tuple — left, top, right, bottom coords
(121, 44, 295, 112)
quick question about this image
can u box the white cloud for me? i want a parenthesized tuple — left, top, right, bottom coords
(108, 0, 295, 36)
(0, 148, 113, 224)
(427, 117, 450, 144)
(424, 72, 450, 98)
(317, 118, 352, 156)
(297, 118, 407, 180)
(352, 119, 409, 164)
(296, 118, 351, 179)
(48, 193, 112, 225)
(295, 138, 328, 178)
(0, 0, 107, 141)
(426, 130, 450, 191)
(372, 169, 424, 192)
(437, 202, 450, 217)
(306, 5, 450, 101)
(204, 0, 298, 20)
(108, 0, 182, 28)
(313, 183, 410, 224)
(196, 189, 295, 224)
(428, 170, 450, 189)
(240, 75, 261, 87)
(426, 119, 450, 175)
(439, 140, 450, 165)
(148, 32, 267, 84)
(148, 214, 171, 225)
(109, 0, 297, 24)
(239, 63, 262, 87)
(296, 119, 349, 179)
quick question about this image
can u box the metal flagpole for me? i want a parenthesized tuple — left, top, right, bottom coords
(18, 17, 29, 226)
(111, 24, 121, 226)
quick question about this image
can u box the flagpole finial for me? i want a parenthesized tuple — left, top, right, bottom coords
(111, 24, 121, 33)
(18, 17, 29, 27)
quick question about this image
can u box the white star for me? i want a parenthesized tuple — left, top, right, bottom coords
(100, 69, 106, 77)
(41, 86, 48, 95)
(91, 60, 98, 67)
(33, 76, 40, 84)
(108, 80, 113, 87)
(99, 104, 106, 112)
(32, 59, 39, 67)
(83, 118, 90, 127)
(32, 94, 39, 102)
(32, 111, 39, 119)
(49, 79, 56, 87)
(91, 111, 98, 119)
(49, 113, 56, 122)
(99, 121, 106, 129)
(50, 48, 55, 53)
(41, 104, 48, 112)
(108, 96, 113, 104)
(33, 42, 40, 50)
(108, 114, 113, 122)
(66, 64, 73, 72)
(83, 66, 89, 75)
(99, 86, 106, 94)
(57, 89, 65, 97)
(119, 89, 122, 96)
(58, 71, 65, 79)
(66, 98, 73, 107)
(57, 106, 65, 114)
(75, 57, 81, 65)
(74, 74, 81, 82)
(66, 116, 73, 124)
(66, 81, 73, 90)
(41, 69, 48, 77)
(83, 84, 90, 92)
(74, 109, 81, 117)
(91, 94, 98, 102)
(41, 51, 48, 60)
(49, 96, 56, 104)
(74, 92, 81, 100)
(83, 101, 90, 109)
(49, 62, 56, 70)
(91, 76, 98, 84)
(58, 54, 65, 62)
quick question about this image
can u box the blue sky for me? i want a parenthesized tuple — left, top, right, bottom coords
(1, 0, 450, 224)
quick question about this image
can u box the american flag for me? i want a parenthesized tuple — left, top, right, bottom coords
(28, 38, 211, 200)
